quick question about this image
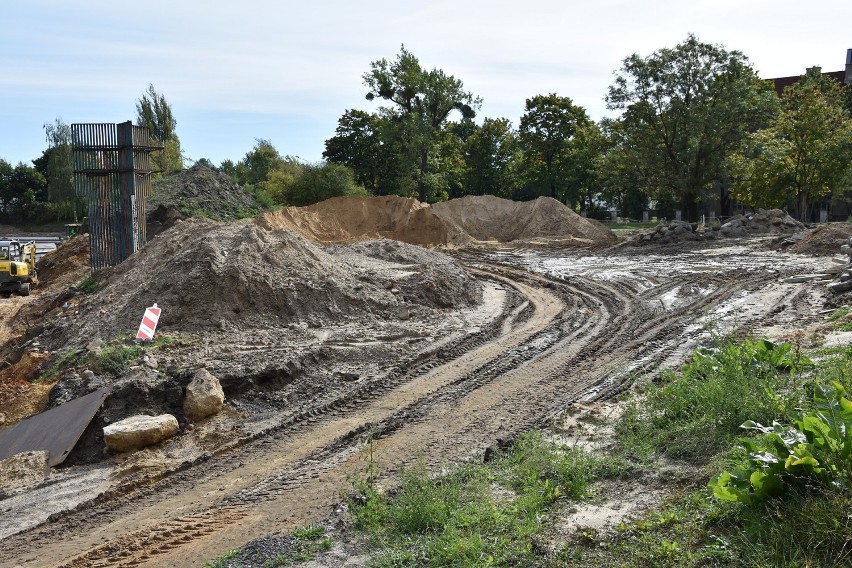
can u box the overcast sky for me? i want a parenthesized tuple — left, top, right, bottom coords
(2, 0, 850, 168)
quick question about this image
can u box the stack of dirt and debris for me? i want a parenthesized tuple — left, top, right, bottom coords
(37, 217, 481, 348)
(786, 223, 852, 256)
(146, 164, 264, 238)
(825, 235, 852, 294)
(259, 194, 616, 248)
(431, 195, 616, 246)
(627, 209, 805, 246)
(344, 239, 481, 307)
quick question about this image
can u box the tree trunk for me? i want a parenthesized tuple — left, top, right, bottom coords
(798, 190, 809, 223)
(719, 184, 731, 218)
(417, 149, 428, 202)
(681, 191, 699, 222)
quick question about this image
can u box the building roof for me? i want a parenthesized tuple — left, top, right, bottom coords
(770, 70, 846, 96)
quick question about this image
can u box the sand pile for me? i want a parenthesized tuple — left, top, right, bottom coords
(42, 217, 480, 345)
(431, 195, 616, 245)
(259, 194, 615, 248)
(258, 195, 450, 245)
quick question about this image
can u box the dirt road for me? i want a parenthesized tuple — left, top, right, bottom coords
(0, 244, 830, 567)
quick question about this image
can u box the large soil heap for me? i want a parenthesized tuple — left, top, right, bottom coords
(259, 194, 616, 248)
(431, 195, 616, 245)
(257, 195, 450, 245)
(147, 164, 264, 238)
(35, 217, 482, 348)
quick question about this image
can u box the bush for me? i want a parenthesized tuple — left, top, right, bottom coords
(710, 381, 852, 504)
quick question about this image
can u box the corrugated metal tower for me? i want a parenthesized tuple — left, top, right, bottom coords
(71, 121, 161, 270)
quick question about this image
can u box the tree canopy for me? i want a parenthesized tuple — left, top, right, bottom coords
(361, 45, 481, 202)
(607, 34, 778, 221)
(518, 94, 595, 205)
(136, 83, 183, 174)
(729, 68, 852, 221)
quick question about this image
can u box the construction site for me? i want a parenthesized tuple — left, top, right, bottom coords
(1, 163, 852, 567)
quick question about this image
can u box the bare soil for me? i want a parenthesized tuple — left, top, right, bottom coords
(0, 199, 843, 568)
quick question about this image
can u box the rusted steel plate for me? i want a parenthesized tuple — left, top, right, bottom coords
(0, 387, 109, 467)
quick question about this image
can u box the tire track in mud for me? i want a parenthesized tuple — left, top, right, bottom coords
(1, 260, 784, 568)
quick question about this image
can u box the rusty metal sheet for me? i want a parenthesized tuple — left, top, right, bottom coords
(0, 388, 110, 467)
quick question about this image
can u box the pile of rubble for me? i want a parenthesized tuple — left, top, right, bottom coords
(146, 164, 265, 238)
(628, 209, 806, 246)
(828, 237, 852, 294)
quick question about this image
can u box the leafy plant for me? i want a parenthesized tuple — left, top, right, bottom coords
(93, 344, 143, 376)
(710, 381, 852, 504)
(203, 548, 238, 568)
(77, 274, 98, 293)
(618, 338, 804, 459)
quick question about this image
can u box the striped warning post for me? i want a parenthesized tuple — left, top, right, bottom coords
(136, 303, 162, 341)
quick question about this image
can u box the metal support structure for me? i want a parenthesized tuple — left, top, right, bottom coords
(71, 121, 161, 270)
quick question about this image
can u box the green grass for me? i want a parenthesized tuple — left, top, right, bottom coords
(36, 349, 84, 383)
(203, 548, 238, 568)
(93, 344, 143, 376)
(615, 338, 805, 460)
(260, 525, 333, 566)
(341, 337, 851, 567)
(346, 432, 628, 567)
(827, 306, 852, 331)
(76, 274, 98, 293)
(33, 333, 185, 383)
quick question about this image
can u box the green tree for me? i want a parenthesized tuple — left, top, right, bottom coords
(324, 109, 391, 194)
(461, 117, 518, 198)
(519, 94, 592, 203)
(136, 83, 183, 174)
(43, 118, 81, 220)
(596, 117, 649, 218)
(606, 34, 778, 221)
(362, 45, 481, 202)
(568, 121, 606, 213)
(232, 139, 285, 188)
(0, 159, 49, 223)
(729, 69, 852, 221)
(262, 161, 365, 206)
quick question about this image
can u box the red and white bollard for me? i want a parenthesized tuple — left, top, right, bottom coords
(136, 303, 162, 341)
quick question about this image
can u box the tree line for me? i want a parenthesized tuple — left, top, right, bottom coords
(2, 35, 851, 225)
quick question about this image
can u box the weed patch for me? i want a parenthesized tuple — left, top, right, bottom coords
(346, 432, 625, 566)
(616, 338, 807, 460)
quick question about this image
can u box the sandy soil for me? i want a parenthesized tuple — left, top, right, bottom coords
(0, 195, 844, 567)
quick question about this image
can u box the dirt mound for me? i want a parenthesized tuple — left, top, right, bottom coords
(47, 217, 480, 344)
(718, 209, 804, 237)
(146, 164, 264, 238)
(345, 239, 481, 307)
(628, 209, 805, 247)
(788, 223, 852, 256)
(431, 195, 616, 245)
(259, 195, 615, 248)
(35, 234, 90, 285)
(258, 195, 451, 245)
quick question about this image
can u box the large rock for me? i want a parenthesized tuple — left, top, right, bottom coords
(0, 451, 50, 492)
(103, 414, 179, 452)
(183, 369, 225, 422)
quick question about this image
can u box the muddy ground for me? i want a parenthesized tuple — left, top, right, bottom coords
(0, 208, 849, 567)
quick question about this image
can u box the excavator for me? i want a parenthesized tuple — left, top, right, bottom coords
(0, 240, 38, 296)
